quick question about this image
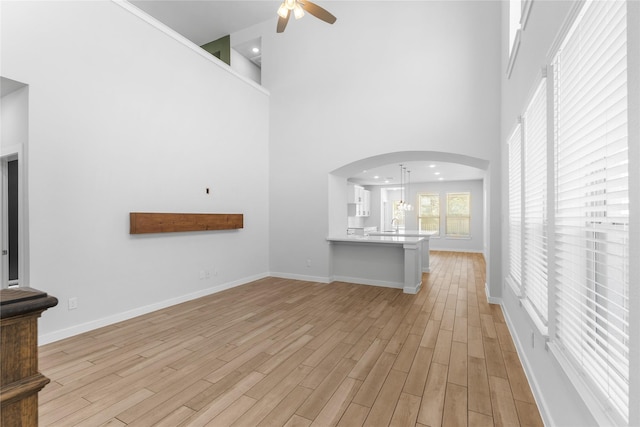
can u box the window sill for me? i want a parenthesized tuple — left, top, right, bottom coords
(505, 276, 521, 298)
(445, 236, 472, 240)
(520, 299, 548, 337)
(548, 342, 627, 427)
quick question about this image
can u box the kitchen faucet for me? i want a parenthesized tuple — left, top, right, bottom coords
(391, 217, 399, 231)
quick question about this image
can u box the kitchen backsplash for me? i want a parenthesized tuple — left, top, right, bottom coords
(347, 216, 365, 228)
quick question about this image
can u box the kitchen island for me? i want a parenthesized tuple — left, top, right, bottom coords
(326, 235, 424, 294)
(367, 230, 437, 273)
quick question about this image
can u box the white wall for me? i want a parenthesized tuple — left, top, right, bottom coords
(499, 1, 599, 425)
(1, 83, 31, 287)
(230, 49, 261, 85)
(257, 1, 502, 292)
(1, 85, 29, 149)
(1, 1, 270, 342)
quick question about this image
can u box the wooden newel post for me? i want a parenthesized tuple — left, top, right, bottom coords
(1, 287, 58, 426)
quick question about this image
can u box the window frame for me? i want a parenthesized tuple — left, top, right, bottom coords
(445, 192, 471, 238)
(507, 122, 523, 296)
(391, 200, 405, 229)
(521, 76, 549, 331)
(507, 0, 533, 78)
(549, 0, 630, 422)
(506, 0, 633, 424)
(417, 193, 440, 236)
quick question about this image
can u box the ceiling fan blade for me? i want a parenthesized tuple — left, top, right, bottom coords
(277, 9, 290, 33)
(300, 0, 337, 24)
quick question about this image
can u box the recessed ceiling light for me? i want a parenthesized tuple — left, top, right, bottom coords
(252, 47, 260, 54)
(438, 177, 444, 181)
(373, 175, 379, 179)
(429, 164, 436, 168)
(384, 180, 390, 183)
(434, 172, 441, 175)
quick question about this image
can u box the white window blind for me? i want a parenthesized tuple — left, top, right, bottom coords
(508, 124, 522, 293)
(392, 201, 405, 228)
(553, 0, 629, 420)
(522, 79, 548, 324)
(418, 193, 440, 235)
(446, 193, 470, 237)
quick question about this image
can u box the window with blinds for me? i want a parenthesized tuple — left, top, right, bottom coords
(508, 124, 522, 294)
(418, 193, 440, 235)
(392, 201, 405, 228)
(522, 78, 548, 325)
(445, 193, 470, 237)
(552, 0, 629, 421)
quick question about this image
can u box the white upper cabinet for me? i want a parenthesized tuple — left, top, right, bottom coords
(347, 184, 370, 217)
(363, 190, 371, 217)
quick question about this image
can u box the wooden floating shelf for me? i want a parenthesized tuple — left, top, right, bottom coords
(130, 212, 243, 234)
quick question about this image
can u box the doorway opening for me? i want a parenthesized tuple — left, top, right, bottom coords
(329, 151, 489, 235)
(328, 150, 493, 294)
(7, 160, 18, 285)
(1, 156, 20, 288)
(1, 77, 29, 289)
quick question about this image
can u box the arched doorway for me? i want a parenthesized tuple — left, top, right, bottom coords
(328, 151, 494, 297)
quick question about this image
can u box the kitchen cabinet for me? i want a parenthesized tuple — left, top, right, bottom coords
(347, 184, 364, 204)
(347, 184, 370, 217)
(326, 235, 424, 294)
(363, 190, 371, 217)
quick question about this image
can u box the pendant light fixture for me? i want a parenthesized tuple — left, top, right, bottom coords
(398, 164, 405, 211)
(397, 164, 413, 212)
(405, 169, 413, 211)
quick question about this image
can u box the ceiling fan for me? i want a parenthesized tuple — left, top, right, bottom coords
(276, 0, 337, 33)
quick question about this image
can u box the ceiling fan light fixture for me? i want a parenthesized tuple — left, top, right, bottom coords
(277, 3, 289, 18)
(276, 0, 336, 33)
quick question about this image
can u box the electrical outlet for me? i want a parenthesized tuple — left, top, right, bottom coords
(205, 270, 212, 279)
(199, 270, 206, 280)
(68, 297, 78, 310)
(306, 258, 312, 267)
(214, 269, 218, 276)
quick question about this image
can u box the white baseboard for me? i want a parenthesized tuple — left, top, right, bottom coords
(403, 280, 422, 294)
(38, 272, 269, 345)
(502, 304, 554, 427)
(269, 272, 331, 283)
(485, 282, 502, 304)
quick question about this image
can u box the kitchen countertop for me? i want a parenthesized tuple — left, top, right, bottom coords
(367, 230, 437, 238)
(327, 235, 425, 245)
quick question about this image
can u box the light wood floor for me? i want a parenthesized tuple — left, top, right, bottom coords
(38, 251, 543, 426)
